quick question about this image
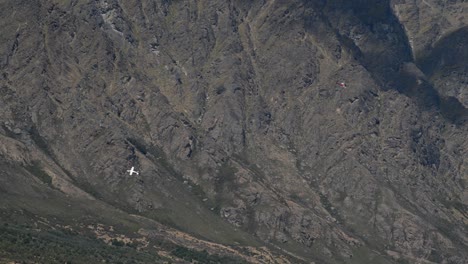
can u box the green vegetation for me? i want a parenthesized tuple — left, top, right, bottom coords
(212, 161, 239, 213)
(171, 246, 248, 264)
(187, 179, 208, 199)
(232, 151, 267, 183)
(0, 224, 163, 263)
(142, 140, 185, 181)
(72, 179, 102, 199)
(318, 193, 343, 223)
(288, 193, 302, 202)
(349, 246, 395, 264)
(111, 239, 125, 247)
(25, 161, 52, 186)
(127, 137, 206, 200)
(29, 126, 54, 158)
(215, 161, 238, 193)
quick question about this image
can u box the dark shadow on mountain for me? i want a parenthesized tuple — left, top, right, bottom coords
(414, 27, 468, 124)
(398, 67, 467, 125)
(417, 27, 468, 77)
(305, 0, 467, 124)
(439, 96, 467, 125)
(303, 0, 413, 89)
(323, 0, 413, 86)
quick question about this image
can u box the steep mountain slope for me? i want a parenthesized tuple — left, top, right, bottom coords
(0, 0, 466, 263)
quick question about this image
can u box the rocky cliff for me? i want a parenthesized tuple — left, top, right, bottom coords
(0, 0, 467, 263)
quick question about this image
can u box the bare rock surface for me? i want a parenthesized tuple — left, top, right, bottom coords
(0, 0, 467, 263)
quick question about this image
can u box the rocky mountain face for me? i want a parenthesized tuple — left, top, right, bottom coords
(0, 0, 467, 263)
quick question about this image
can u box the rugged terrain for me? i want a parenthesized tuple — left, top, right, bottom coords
(0, 0, 467, 263)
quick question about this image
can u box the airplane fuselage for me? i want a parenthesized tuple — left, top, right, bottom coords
(127, 167, 139, 175)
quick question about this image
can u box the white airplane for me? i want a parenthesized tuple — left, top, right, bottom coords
(127, 166, 139, 175)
